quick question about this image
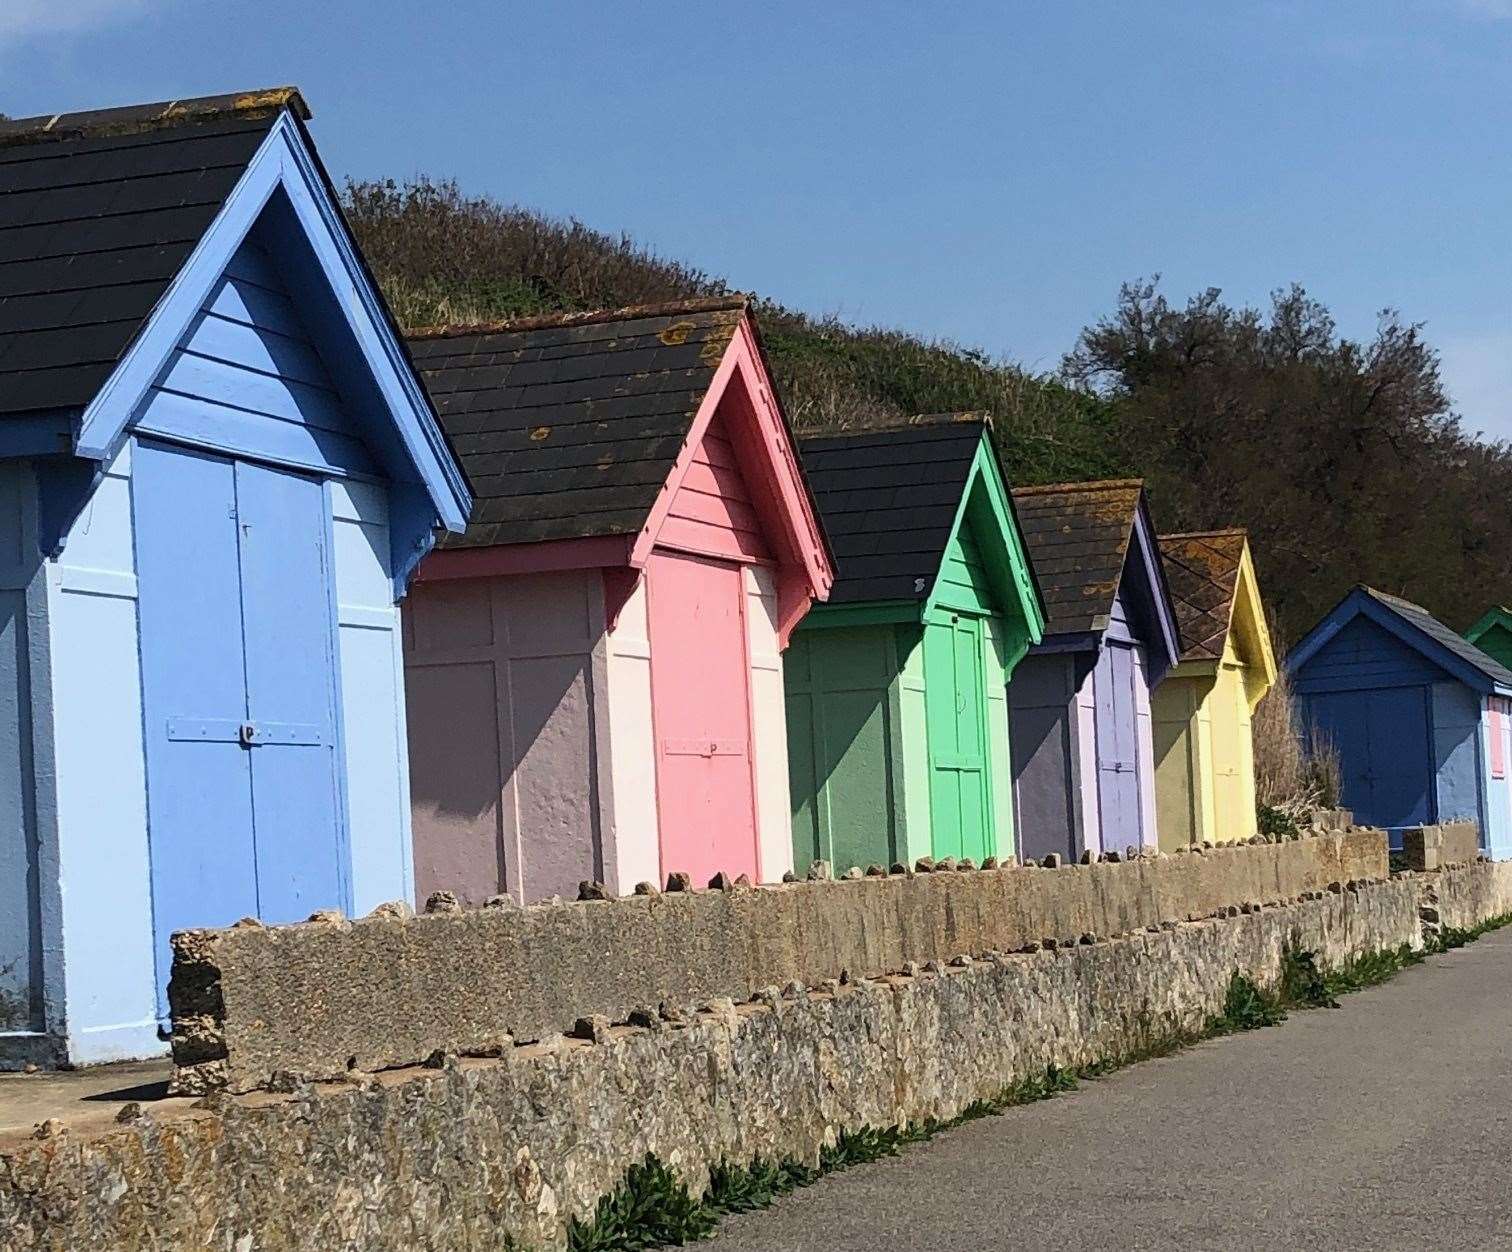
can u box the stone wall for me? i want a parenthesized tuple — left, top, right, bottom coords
(171, 829, 1388, 1094)
(3, 876, 1417, 1252)
(1401, 822, 1481, 872)
(1421, 859, 1512, 933)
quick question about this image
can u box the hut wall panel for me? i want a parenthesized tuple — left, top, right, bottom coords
(45, 444, 159, 1062)
(405, 570, 607, 905)
(1076, 660, 1102, 854)
(745, 565, 795, 882)
(604, 575, 661, 892)
(1472, 693, 1512, 859)
(1292, 615, 1444, 694)
(897, 626, 932, 866)
(1008, 652, 1079, 863)
(0, 463, 41, 1037)
(982, 615, 1016, 859)
(330, 479, 411, 913)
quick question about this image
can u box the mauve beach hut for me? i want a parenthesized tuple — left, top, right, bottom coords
(1152, 530, 1276, 848)
(1290, 586, 1512, 856)
(0, 89, 470, 1067)
(403, 298, 832, 904)
(784, 416, 1044, 873)
(1007, 480, 1180, 862)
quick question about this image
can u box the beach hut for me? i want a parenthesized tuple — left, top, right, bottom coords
(403, 298, 832, 904)
(0, 89, 471, 1068)
(784, 416, 1044, 873)
(1465, 606, 1512, 672)
(1152, 530, 1276, 848)
(1007, 480, 1181, 862)
(1289, 586, 1510, 855)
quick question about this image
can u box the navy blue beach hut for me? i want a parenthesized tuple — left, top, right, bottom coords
(0, 89, 470, 1068)
(1288, 586, 1512, 858)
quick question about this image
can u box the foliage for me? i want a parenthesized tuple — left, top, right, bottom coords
(566, 1155, 717, 1251)
(1207, 972, 1288, 1034)
(1064, 280, 1512, 640)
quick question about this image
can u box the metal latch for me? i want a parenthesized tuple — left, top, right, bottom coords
(239, 722, 259, 747)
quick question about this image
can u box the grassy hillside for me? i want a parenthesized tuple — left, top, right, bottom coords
(344, 178, 1123, 486)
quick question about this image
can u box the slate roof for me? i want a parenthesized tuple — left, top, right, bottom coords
(0, 89, 306, 418)
(798, 416, 989, 604)
(1360, 586, 1512, 689)
(407, 298, 755, 548)
(1159, 530, 1249, 661)
(1010, 479, 1146, 636)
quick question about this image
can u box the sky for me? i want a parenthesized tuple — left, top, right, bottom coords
(6, 1, 1512, 437)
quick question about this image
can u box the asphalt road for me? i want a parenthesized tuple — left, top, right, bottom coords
(713, 928, 1512, 1252)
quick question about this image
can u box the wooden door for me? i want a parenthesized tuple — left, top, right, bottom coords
(646, 550, 758, 885)
(135, 441, 342, 1018)
(1307, 686, 1433, 833)
(926, 614, 991, 861)
(1094, 641, 1143, 849)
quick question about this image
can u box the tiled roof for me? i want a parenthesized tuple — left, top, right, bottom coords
(407, 298, 749, 548)
(1361, 586, 1512, 689)
(797, 415, 988, 605)
(0, 89, 302, 418)
(1011, 479, 1145, 636)
(1159, 529, 1248, 661)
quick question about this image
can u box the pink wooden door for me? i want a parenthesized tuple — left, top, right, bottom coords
(646, 550, 759, 885)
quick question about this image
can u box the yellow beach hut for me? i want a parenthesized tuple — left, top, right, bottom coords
(1152, 530, 1276, 848)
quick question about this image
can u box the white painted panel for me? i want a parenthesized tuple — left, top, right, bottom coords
(605, 574, 661, 890)
(331, 482, 411, 911)
(745, 566, 793, 883)
(898, 629, 931, 866)
(48, 446, 159, 1059)
(1075, 661, 1101, 856)
(981, 617, 1015, 860)
(1132, 646, 1158, 849)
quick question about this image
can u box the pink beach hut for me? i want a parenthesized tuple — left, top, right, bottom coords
(403, 297, 833, 903)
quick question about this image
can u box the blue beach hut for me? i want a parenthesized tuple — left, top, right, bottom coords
(1288, 586, 1510, 857)
(0, 89, 470, 1068)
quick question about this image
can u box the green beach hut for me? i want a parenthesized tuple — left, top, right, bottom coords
(785, 415, 1045, 873)
(1466, 606, 1512, 672)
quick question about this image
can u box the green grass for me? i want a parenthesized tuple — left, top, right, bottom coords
(558, 917, 1512, 1251)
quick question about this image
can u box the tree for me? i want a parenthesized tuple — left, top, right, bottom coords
(1064, 280, 1512, 642)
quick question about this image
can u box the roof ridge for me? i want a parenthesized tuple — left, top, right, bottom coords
(1012, 477, 1144, 496)
(408, 295, 749, 340)
(798, 412, 990, 440)
(1159, 527, 1248, 541)
(0, 88, 308, 149)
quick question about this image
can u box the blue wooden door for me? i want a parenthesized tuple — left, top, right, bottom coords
(1308, 686, 1433, 835)
(135, 442, 343, 1018)
(1095, 641, 1142, 849)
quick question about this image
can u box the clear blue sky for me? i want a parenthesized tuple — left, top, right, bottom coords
(7, 1, 1512, 437)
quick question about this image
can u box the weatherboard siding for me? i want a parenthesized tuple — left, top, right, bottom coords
(133, 235, 375, 480)
(659, 417, 771, 563)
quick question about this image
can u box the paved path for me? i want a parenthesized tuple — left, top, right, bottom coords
(714, 929, 1512, 1251)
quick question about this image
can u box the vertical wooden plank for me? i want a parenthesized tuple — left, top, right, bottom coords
(1007, 652, 1079, 862)
(604, 575, 661, 891)
(236, 460, 345, 924)
(981, 615, 1015, 861)
(744, 565, 794, 882)
(896, 625, 931, 866)
(330, 480, 411, 913)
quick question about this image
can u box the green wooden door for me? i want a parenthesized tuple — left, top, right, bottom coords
(785, 626, 904, 872)
(925, 613, 992, 861)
